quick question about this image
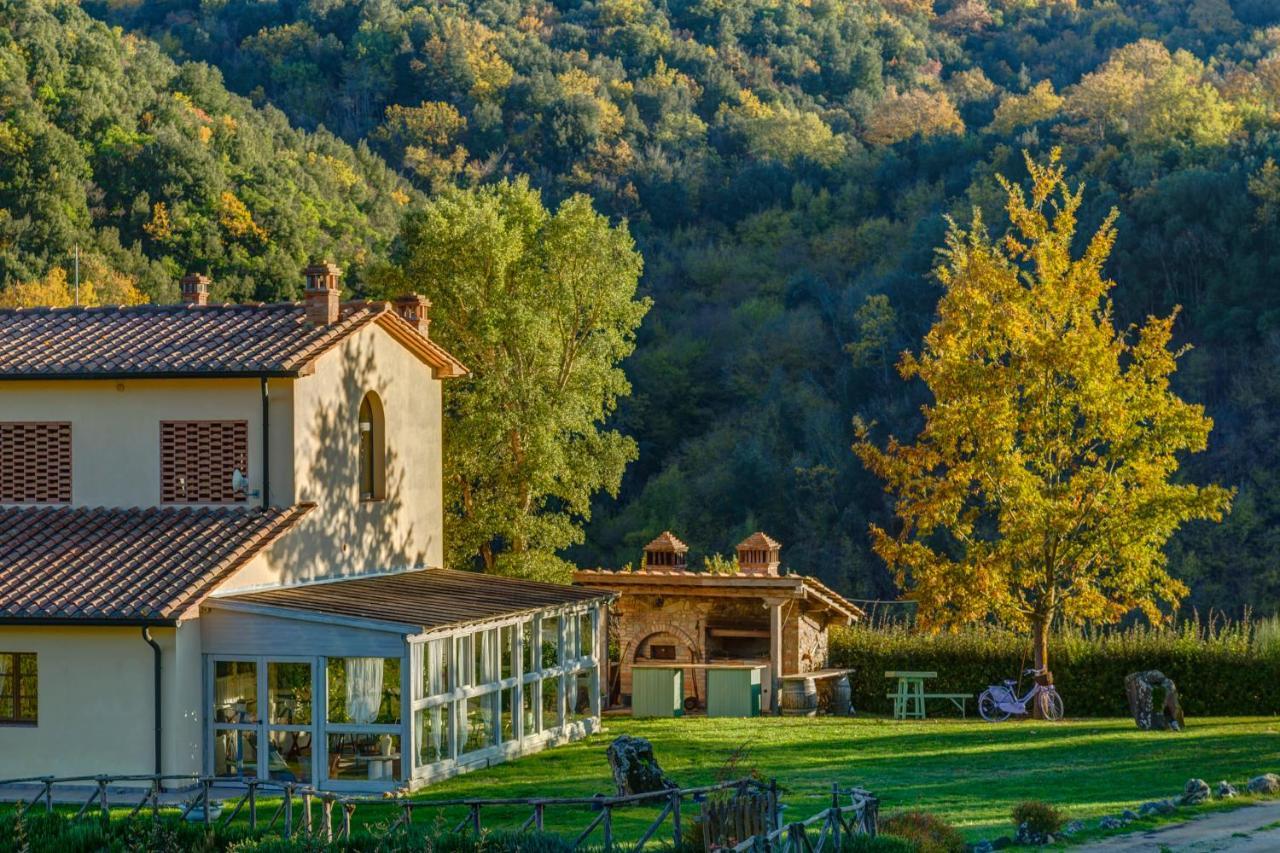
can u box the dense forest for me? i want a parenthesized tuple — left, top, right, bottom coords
(8, 0, 1280, 611)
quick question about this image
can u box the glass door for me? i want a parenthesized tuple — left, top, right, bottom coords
(210, 657, 316, 786)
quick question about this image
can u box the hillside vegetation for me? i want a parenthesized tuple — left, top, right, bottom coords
(0, 0, 412, 303)
(11, 0, 1280, 609)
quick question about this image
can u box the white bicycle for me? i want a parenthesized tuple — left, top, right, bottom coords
(978, 667, 1064, 722)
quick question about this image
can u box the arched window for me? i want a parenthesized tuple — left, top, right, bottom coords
(358, 392, 385, 501)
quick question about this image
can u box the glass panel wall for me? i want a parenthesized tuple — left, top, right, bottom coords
(409, 604, 602, 781)
(325, 657, 402, 784)
(212, 660, 259, 778)
(211, 658, 319, 783)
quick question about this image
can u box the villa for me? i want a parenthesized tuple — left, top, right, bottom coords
(0, 265, 610, 791)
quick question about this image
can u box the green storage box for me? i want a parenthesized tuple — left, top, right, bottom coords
(631, 666, 684, 717)
(707, 666, 763, 717)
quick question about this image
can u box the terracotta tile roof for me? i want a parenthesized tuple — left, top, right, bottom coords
(0, 504, 312, 622)
(220, 568, 613, 632)
(737, 531, 781, 550)
(643, 530, 688, 553)
(0, 302, 466, 379)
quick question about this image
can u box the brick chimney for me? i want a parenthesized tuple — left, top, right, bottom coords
(736, 532, 781, 576)
(393, 293, 432, 335)
(643, 531, 688, 571)
(180, 273, 210, 306)
(303, 261, 342, 326)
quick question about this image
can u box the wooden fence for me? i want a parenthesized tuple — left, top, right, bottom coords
(0, 773, 878, 850)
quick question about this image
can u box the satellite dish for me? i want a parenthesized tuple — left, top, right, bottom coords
(232, 469, 250, 494)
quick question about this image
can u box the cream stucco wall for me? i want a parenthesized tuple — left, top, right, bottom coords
(0, 378, 295, 509)
(0, 624, 202, 782)
(222, 322, 444, 590)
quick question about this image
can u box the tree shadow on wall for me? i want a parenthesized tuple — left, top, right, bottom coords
(270, 335, 432, 584)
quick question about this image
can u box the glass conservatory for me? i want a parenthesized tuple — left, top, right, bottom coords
(203, 569, 610, 791)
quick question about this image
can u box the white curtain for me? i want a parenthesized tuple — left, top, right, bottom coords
(428, 641, 445, 695)
(345, 657, 384, 724)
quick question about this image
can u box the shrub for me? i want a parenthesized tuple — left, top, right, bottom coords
(877, 812, 965, 853)
(830, 615, 1280, 717)
(1011, 801, 1065, 836)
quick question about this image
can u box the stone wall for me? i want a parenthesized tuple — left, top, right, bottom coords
(612, 592, 835, 708)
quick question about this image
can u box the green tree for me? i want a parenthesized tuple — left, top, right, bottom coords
(383, 179, 650, 581)
(854, 152, 1233, 695)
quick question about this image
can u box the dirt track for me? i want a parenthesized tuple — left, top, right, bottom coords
(1074, 801, 1280, 852)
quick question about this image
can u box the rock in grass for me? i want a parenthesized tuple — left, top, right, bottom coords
(1098, 816, 1125, 830)
(605, 735, 675, 795)
(1216, 781, 1238, 798)
(1248, 774, 1280, 795)
(1121, 809, 1140, 822)
(1062, 820, 1086, 836)
(1138, 799, 1177, 817)
(1180, 778, 1211, 806)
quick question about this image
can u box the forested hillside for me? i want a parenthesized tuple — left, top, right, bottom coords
(0, 0, 412, 303)
(15, 0, 1280, 610)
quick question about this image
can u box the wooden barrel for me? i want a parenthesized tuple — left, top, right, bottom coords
(780, 678, 817, 716)
(830, 675, 853, 716)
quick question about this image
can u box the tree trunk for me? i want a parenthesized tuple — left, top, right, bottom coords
(1031, 617, 1054, 718)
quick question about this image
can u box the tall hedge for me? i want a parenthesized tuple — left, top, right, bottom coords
(829, 619, 1280, 718)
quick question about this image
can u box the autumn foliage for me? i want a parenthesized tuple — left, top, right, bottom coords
(855, 151, 1233, 675)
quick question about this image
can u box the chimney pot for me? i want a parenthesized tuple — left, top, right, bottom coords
(303, 261, 342, 326)
(393, 293, 432, 335)
(180, 273, 210, 306)
(736, 532, 781, 576)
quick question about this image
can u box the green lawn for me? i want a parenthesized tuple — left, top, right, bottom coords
(392, 715, 1280, 842)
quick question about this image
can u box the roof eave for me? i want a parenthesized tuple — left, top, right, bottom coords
(0, 369, 301, 381)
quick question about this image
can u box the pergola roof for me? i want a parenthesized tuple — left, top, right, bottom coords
(572, 568, 863, 622)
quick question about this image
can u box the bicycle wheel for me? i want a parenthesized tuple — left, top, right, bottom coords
(1040, 688, 1064, 721)
(978, 689, 1010, 722)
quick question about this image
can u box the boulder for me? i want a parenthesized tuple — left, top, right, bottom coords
(1247, 773, 1280, 795)
(1121, 809, 1140, 822)
(1216, 781, 1238, 799)
(1062, 820, 1086, 836)
(1124, 671, 1185, 731)
(1137, 799, 1177, 817)
(1179, 778, 1211, 806)
(605, 735, 676, 796)
(1098, 816, 1125, 830)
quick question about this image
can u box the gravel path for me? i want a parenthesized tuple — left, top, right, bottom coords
(1074, 801, 1280, 852)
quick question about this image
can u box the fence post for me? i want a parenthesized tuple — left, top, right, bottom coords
(247, 780, 258, 832)
(151, 776, 161, 821)
(671, 789, 683, 849)
(471, 802, 481, 835)
(602, 803, 613, 852)
(770, 779, 780, 834)
(96, 776, 109, 830)
(283, 785, 294, 839)
(342, 802, 354, 840)
(322, 796, 334, 842)
(303, 791, 314, 837)
(535, 802, 545, 832)
(829, 782, 841, 851)
(42, 777, 53, 814)
(202, 778, 212, 828)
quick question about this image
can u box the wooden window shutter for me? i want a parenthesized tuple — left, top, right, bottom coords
(160, 421, 249, 503)
(0, 423, 72, 503)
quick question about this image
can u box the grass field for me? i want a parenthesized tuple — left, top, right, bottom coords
(393, 715, 1280, 842)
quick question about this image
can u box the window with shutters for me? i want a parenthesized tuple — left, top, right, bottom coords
(160, 421, 249, 503)
(0, 423, 72, 504)
(0, 653, 37, 725)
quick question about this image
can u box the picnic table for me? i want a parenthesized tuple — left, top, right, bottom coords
(885, 671, 971, 720)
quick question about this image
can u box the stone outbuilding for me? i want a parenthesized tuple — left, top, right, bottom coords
(573, 532, 862, 714)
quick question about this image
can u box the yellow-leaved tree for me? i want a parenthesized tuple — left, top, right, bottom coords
(854, 151, 1233, 700)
